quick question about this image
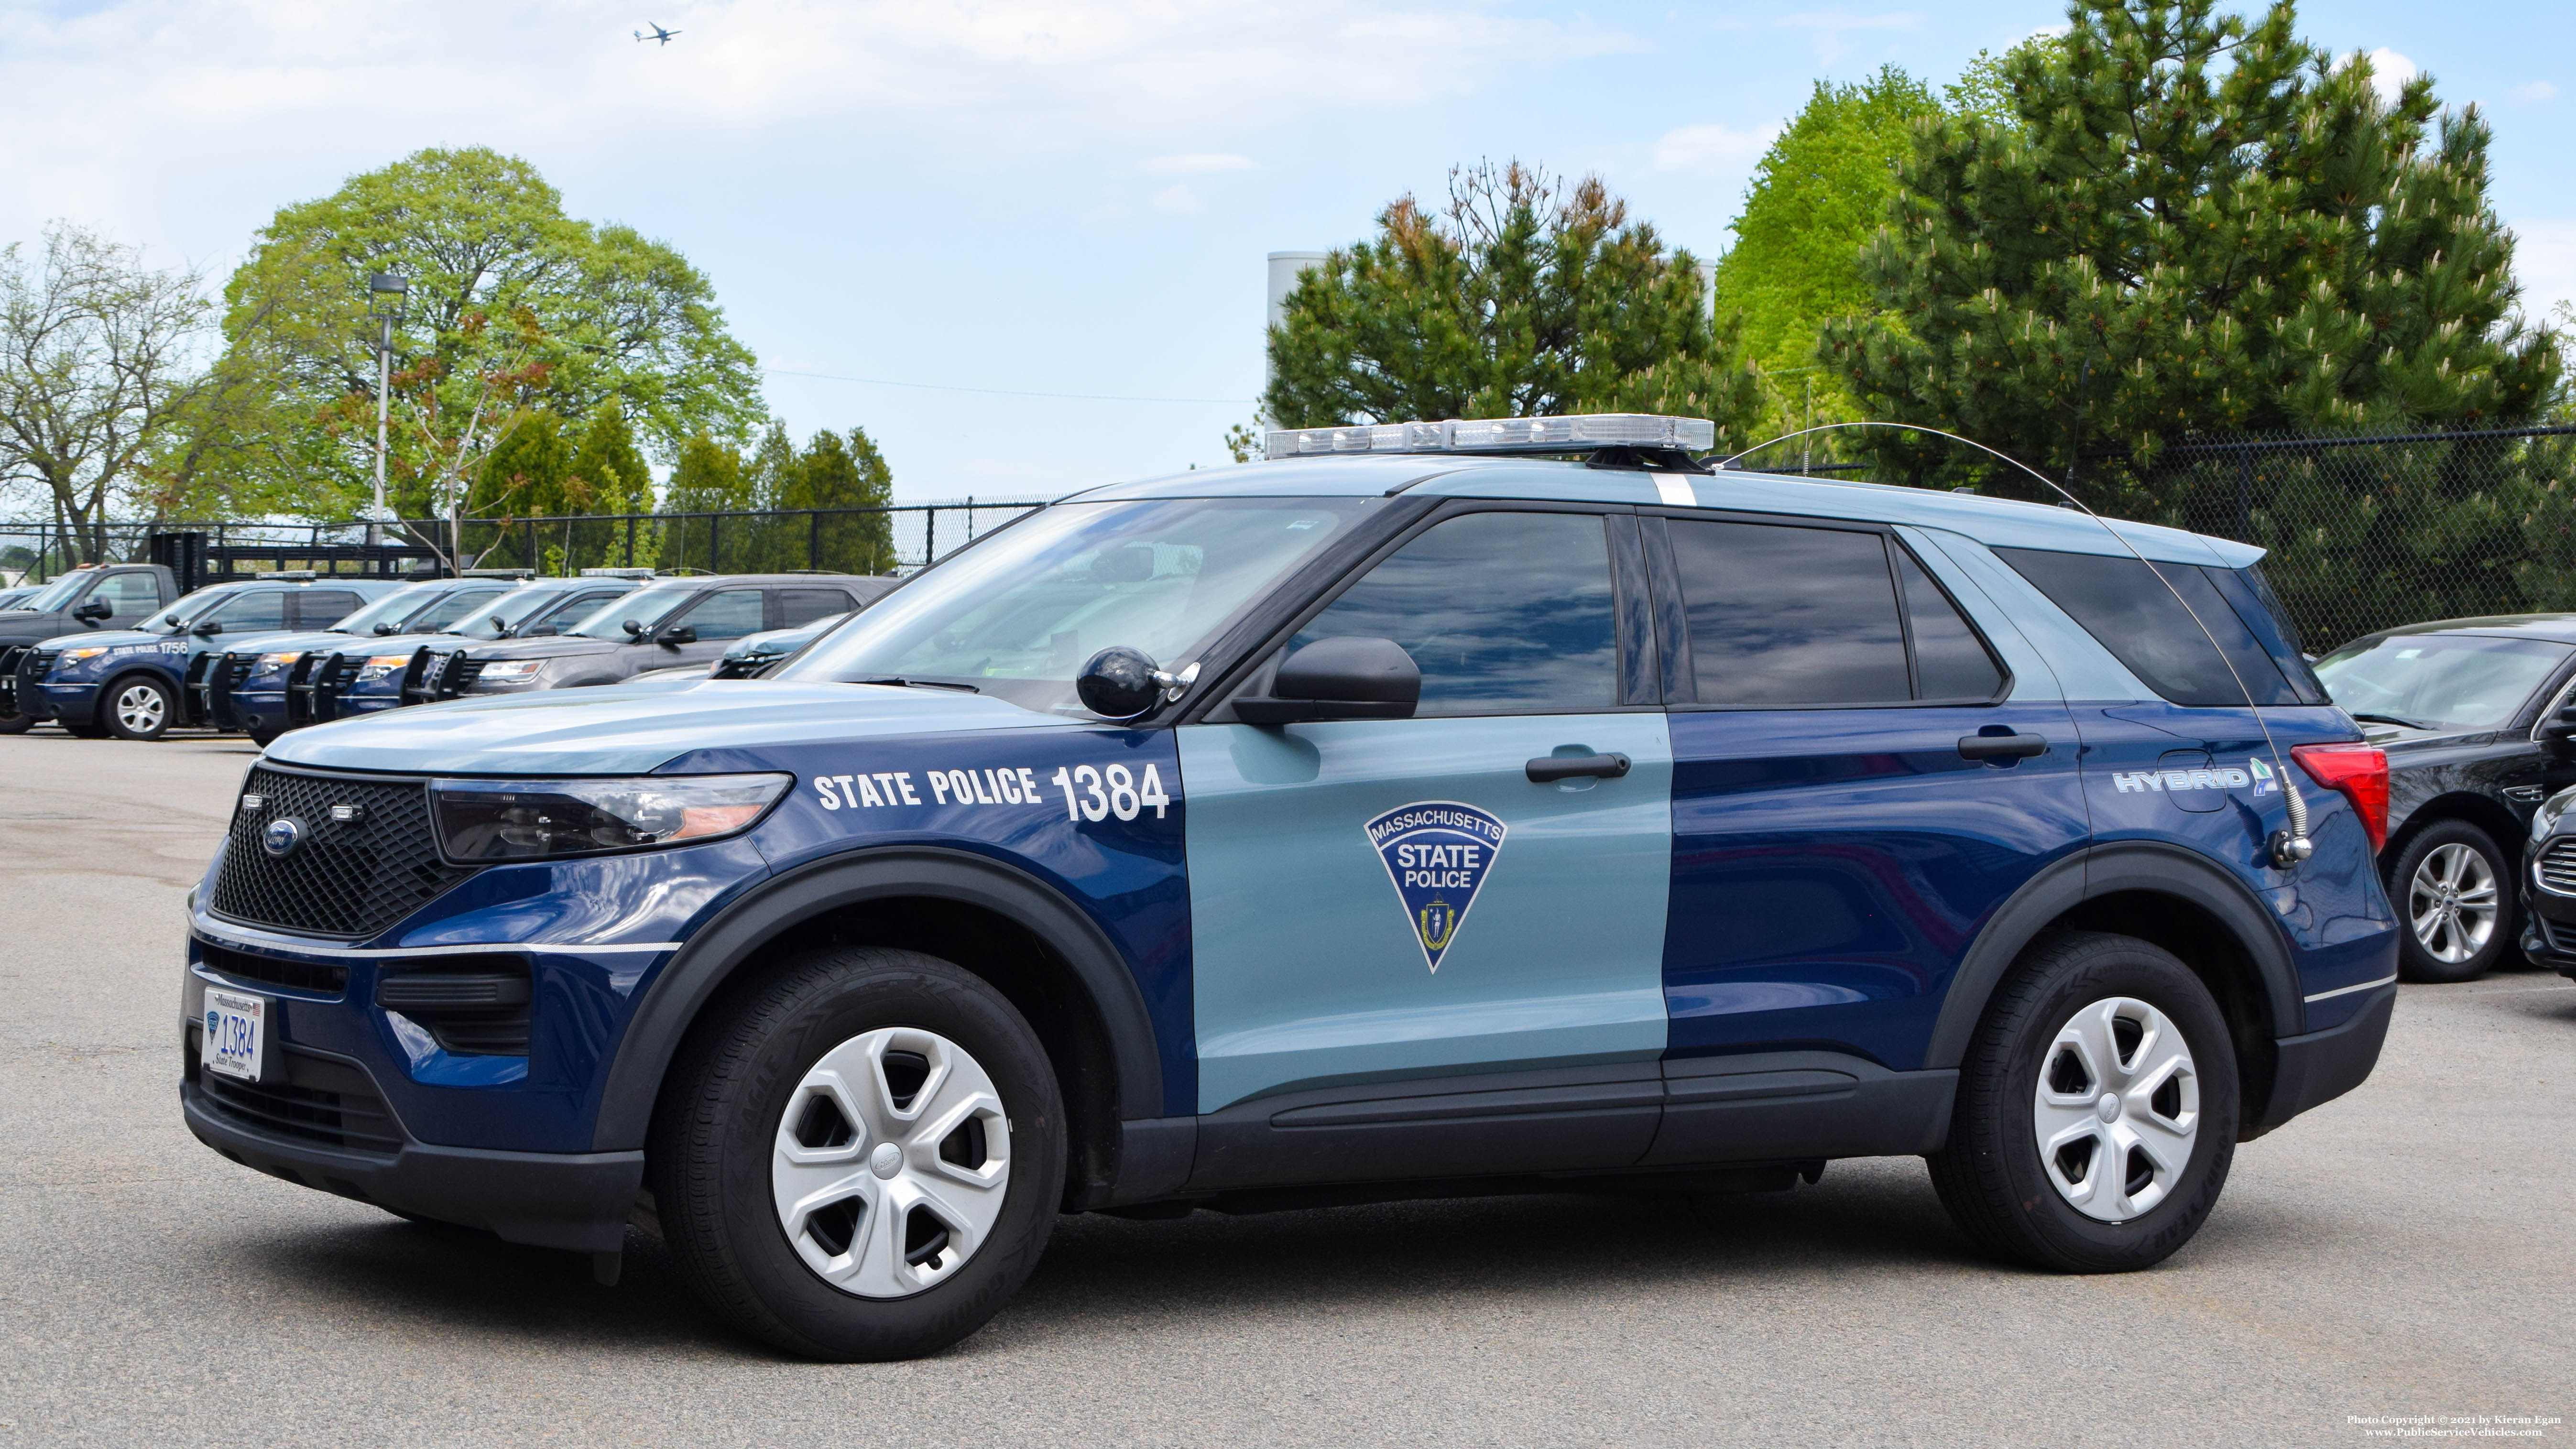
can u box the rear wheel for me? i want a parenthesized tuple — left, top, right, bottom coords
(1928, 931, 2238, 1273)
(102, 675, 175, 741)
(650, 946, 1064, 1361)
(2388, 820, 2512, 983)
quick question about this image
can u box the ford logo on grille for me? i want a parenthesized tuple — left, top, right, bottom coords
(261, 816, 307, 858)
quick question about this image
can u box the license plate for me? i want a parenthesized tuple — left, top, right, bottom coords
(201, 988, 268, 1083)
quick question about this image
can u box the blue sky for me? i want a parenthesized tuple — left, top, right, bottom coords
(0, 0, 2566, 504)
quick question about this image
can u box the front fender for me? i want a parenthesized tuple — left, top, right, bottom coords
(588, 844, 1166, 1151)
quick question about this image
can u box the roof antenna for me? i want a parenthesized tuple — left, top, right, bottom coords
(1721, 420, 2314, 869)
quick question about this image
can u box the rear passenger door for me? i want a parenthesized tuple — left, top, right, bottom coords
(779, 587, 857, 629)
(1179, 505, 1674, 1185)
(1645, 512, 2089, 1099)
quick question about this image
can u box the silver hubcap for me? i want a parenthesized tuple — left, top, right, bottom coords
(2033, 997, 2199, 1223)
(770, 1026, 1010, 1299)
(2409, 842, 2497, 964)
(114, 683, 164, 733)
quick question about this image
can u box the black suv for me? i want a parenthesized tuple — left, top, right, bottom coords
(407, 574, 879, 701)
(2312, 614, 2576, 981)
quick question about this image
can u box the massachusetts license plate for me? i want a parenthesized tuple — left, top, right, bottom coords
(201, 987, 267, 1083)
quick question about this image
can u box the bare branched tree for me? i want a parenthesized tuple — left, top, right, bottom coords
(0, 223, 216, 560)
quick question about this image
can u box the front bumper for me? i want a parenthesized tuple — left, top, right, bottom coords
(2249, 983, 2397, 1133)
(29, 678, 98, 725)
(2521, 885, 2576, 980)
(181, 1057, 641, 1252)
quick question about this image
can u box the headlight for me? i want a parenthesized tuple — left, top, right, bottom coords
(429, 774, 792, 861)
(355, 654, 413, 682)
(49, 647, 107, 677)
(474, 660, 547, 683)
(249, 651, 299, 679)
(59, 646, 109, 661)
(2533, 788, 2576, 843)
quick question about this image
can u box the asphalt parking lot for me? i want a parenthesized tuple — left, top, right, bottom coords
(3, 728, 2570, 1446)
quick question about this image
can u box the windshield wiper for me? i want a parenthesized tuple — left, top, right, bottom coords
(2349, 711, 2434, 730)
(851, 676, 980, 694)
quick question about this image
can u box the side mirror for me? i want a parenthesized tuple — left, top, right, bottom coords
(657, 623, 697, 646)
(621, 619, 644, 638)
(1233, 637, 1420, 725)
(73, 599, 113, 621)
(1076, 646, 1201, 722)
(2543, 705, 2576, 757)
(163, 613, 183, 627)
(193, 620, 224, 637)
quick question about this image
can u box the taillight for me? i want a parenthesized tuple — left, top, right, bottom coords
(2291, 744, 2389, 852)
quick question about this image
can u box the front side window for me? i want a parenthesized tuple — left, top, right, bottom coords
(208, 590, 287, 632)
(780, 497, 1373, 714)
(1290, 511, 1619, 716)
(93, 573, 161, 614)
(2314, 634, 2572, 734)
(678, 590, 766, 641)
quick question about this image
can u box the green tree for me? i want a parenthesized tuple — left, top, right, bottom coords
(1708, 67, 1942, 463)
(658, 434, 749, 574)
(208, 145, 764, 519)
(1265, 161, 1761, 449)
(565, 397, 655, 568)
(1822, 0, 2562, 493)
(784, 427, 896, 574)
(469, 408, 569, 570)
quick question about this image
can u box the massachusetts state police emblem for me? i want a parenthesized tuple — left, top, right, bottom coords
(1364, 801, 1508, 973)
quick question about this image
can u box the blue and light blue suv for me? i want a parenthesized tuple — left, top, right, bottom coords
(179, 414, 2399, 1360)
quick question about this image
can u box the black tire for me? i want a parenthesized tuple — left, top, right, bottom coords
(649, 946, 1065, 1361)
(100, 673, 175, 741)
(1928, 931, 2239, 1274)
(2386, 819, 2514, 983)
(247, 725, 284, 749)
(0, 711, 30, 735)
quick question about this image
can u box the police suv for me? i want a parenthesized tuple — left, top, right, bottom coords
(181, 415, 2399, 1362)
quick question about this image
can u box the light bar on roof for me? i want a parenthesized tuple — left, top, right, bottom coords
(1264, 413, 1715, 459)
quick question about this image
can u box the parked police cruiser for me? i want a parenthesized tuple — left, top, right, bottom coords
(180, 414, 2398, 1361)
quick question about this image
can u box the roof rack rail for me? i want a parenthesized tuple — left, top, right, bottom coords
(462, 567, 536, 579)
(1265, 412, 1714, 460)
(579, 567, 658, 578)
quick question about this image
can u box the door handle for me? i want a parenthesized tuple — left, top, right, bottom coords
(1527, 752, 1632, 783)
(1957, 732, 2048, 761)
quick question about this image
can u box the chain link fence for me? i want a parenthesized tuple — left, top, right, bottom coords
(0, 497, 1053, 591)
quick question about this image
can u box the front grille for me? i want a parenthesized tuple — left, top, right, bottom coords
(450, 658, 490, 691)
(29, 648, 59, 678)
(188, 1034, 402, 1156)
(2538, 839, 2576, 897)
(197, 939, 349, 995)
(208, 766, 476, 939)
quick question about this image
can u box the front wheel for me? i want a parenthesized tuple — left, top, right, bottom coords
(102, 675, 175, 741)
(2388, 820, 2512, 983)
(0, 711, 29, 735)
(1928, 931, 2238, 1273)
(650, 946, 1065, 1361)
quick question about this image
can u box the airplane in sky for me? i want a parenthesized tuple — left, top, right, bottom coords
(633, 22, 679, 44)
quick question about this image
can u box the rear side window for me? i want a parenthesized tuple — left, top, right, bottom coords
(1996, 547, 2309, 707)
(1666, 520, 2003, 706)
(780, 588, 856, 628)
(211, 590, 287, 632)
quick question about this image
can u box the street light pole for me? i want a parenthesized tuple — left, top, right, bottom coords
(366, 272, 408, 550)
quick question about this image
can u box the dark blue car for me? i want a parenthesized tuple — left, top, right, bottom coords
(20, 575, 401, 741)
(179, 414, 2398, 1361)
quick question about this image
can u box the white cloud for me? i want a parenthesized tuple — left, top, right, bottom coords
(2355, 46, 2420, 103)
(1651, 122, 1781, 178)
(2511, 81, 2559, 104)
(1141, 153, 1255, 175)
(1149, 183, 1201, 216)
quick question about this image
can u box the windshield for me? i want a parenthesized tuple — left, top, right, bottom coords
(15, 574, 95, 612)
(442, 584, 578, 639)
(2315, 634, 2573, 733)
(564, 584, 697, 641)
(331, 585, 442, 636)
(778, 498, 1373, 713)
(155, 587, 241, 631)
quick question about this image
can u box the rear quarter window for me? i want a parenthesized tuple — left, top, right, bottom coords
(1996, 547, 2319, 707)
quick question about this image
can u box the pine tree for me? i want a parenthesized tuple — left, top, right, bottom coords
(1822, 0, 2562, 494)
(469, 410, 568, 569)
(566, 398, 654, 569)
(783, 427, 897, 575)
(658, 434, 749, 574)
(1265, 162, 1762, 449)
